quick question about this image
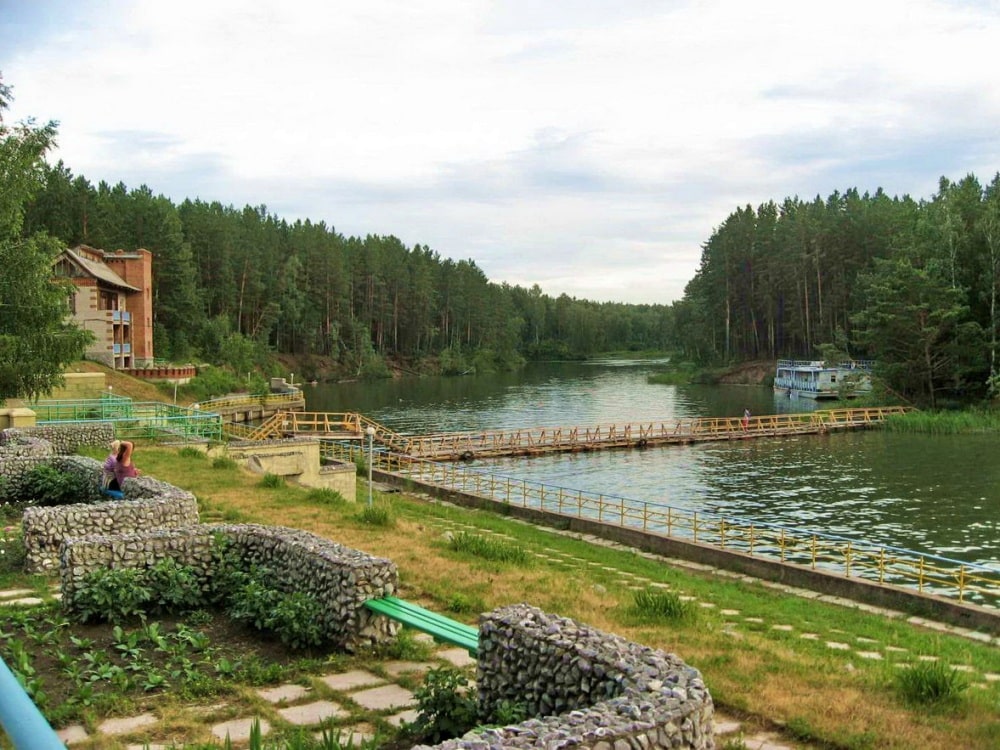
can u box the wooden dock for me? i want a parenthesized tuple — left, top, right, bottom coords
(233, 406, 911, 459)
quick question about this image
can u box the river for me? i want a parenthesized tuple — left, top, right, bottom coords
(303, 359, 1000, 569)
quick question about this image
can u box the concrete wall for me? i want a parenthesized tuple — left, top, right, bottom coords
(0, 409, 37, 430)
(225, 438, 357, 497)
(47, 372, 107, 400)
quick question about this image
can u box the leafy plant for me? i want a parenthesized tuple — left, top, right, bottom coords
(71, 567, 153, 623)
(146, 557, 208, 613)
(412, 666, 479, 743)
(894, 661, 968, 705)
(18, 464, 96, 506)
(178, 446, 206, 459)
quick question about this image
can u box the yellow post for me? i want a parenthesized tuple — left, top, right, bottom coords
(845, 541, 852, 578)
(957, 566, 966, 602)
(879, 549, 886, 584)
(811, 535, 817, 569)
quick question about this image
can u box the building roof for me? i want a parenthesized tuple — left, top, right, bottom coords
(61, 246, 141, 292)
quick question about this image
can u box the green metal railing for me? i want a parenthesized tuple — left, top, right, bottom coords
(30, 393, 134, 421)
(34, 396, 222, 442)
(322, 441, 1000, 610)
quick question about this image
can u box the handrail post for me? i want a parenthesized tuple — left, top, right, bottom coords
(0, 656, 65, 749)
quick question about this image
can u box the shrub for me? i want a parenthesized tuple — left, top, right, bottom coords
(19, 465, 96, 506)
(178, 446, 205, 459)
(894, 661, 968, 705)
(212, 456, 238, 470)
(449, 531, 530, 565)
(413, 666, 479, 743)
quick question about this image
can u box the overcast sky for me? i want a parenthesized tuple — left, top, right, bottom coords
(3, 0, 1000, 304)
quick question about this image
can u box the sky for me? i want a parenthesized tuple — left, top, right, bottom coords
(2, 0, 1000, 305)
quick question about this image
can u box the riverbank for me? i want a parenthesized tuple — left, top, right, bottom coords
(7, 445, 994, 749)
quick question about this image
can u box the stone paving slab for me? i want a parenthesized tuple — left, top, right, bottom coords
(321, 669, 386, 691)
(350, 684, 416, 710)
(437, 647, 477, 668)
(383, 660, 439, 677)
(278, 699, 348, 725)
(257, 683, 312, 703)
(211, 717, 272, 742)
(0, 588, 34, 598)
(385, 708, 421, 727)
(319, 725, 377, 746)
(98, 712, 158, 735)
(4, 596, 44, 606)
(56, 724, 89, 744)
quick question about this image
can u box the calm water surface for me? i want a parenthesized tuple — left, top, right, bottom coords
(305, 360, 1000, 568)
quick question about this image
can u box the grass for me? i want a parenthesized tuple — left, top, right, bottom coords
(3, 445, 1000, 749)
(883, 407, 1000, 434)
(447, 531, 531, 565)
(894, 660, 969, 705)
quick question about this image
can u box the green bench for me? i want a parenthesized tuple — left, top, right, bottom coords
(364, 596, 479, 655)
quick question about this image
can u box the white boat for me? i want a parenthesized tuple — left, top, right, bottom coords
(773, 360, 873, 399)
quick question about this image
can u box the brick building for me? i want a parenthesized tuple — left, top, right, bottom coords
(52, 245, 154, 369)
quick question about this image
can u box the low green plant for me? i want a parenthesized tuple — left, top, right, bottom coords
(448, 531, 530, 565)
(0, 523, 26, 573)
(146, 558, 207, 613)
(357, 503, 395, 527)
(212, 456, 239, 470)
(178, 446, 206, 459)
(376, 628, 435, 661)
(484, 698, 529, 726)
(257, 473, 285, 488)
(893, 660, 968, 705)
(305, 487, 346, 505)
(625, 588, 696, 623)
(412, 666, 479, 743)
(446, 593, 487, 615)
(71, 567, 153, 623)
(18, 464, 96, 506)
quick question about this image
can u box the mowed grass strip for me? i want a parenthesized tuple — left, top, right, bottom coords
(83, 447, 1000, 749)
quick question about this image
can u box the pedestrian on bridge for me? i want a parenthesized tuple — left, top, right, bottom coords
(742, 408, 750, 432)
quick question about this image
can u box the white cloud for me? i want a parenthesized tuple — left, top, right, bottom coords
(4, 0, 1000, 303)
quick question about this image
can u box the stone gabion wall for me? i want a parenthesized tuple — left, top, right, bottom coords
(17, 458, 199, 572)
(7, 423, 114, 455)
(0, 455, 105, 501)
(59, 523, 400, 651)
(0, 429, 54, 458)
(416, 604, 714, 750)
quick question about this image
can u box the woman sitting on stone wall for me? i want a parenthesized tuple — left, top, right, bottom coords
(102, 439, 141, 492)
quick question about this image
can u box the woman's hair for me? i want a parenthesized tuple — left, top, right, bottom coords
(110, 439, 122, 454)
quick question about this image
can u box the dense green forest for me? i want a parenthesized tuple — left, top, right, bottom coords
(21, 163, 674, 377)
(671, 176, 1000, 405)
(21, 163, 1000, 405)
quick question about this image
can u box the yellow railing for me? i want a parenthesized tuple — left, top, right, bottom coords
(198, 392, 304, 412)
(321, 441, 1000, 609)
(402, 406, 913, 458)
